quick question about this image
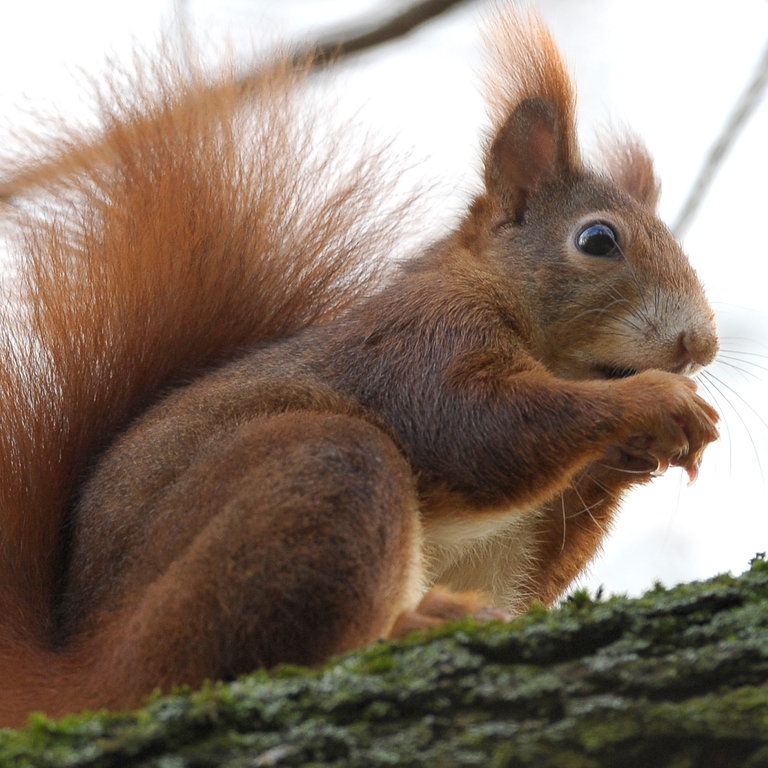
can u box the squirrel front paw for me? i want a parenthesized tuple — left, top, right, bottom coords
(611, 371, 719, 483)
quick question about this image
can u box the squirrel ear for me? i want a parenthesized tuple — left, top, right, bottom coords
(485, 98, 561, 224)
(602, 135, 661, 209)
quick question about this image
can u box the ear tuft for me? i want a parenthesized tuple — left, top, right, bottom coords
(600, 134, 661, 208)
(482, 9, 581, 221)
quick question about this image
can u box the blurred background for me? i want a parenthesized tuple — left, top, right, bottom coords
(1, 0, 766, 597)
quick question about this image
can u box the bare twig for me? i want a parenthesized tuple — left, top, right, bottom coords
(305, 0, 476, 66)
(0, 0, 477, 204)
(673, 38, 768, 238)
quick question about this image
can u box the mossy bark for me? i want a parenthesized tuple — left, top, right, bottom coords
(4, 559, 768, 767)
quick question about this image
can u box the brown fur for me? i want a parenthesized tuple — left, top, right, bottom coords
(0, 9, 719, 727)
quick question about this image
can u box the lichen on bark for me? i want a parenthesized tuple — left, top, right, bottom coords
(3, 558, 768, 767)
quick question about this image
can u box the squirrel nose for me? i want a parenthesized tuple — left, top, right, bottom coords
(676, 326, 719, 371)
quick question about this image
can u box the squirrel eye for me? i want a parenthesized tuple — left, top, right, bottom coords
(576, 223, 620, 257)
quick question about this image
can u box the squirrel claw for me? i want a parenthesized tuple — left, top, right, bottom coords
(685, 460, 701, 485)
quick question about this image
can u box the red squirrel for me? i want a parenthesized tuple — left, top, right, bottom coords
(0, 9, 719, 726)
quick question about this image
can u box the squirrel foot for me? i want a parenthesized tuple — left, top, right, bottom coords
(388, 585, 509, 638)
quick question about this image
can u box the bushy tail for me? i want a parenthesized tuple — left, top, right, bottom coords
(0, 47, 408, 713)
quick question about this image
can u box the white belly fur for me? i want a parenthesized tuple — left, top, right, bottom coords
(422, 503, 545, 614)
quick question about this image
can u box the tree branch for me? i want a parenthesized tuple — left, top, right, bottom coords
(673, 38, 768, 238)
(306, 0, 477, 67)
(4, 560, 768, 765)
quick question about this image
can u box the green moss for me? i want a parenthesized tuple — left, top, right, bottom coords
(3, 562, 768, 766)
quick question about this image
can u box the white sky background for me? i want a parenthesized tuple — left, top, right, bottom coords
(0, 0, 766, 597)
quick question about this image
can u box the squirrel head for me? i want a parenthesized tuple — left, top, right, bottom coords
(468, 10, 718, 381)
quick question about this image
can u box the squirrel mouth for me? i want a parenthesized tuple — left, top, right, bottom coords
(593, 364, 639, 380)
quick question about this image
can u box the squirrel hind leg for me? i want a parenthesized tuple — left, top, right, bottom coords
(75, 412, 426, 707)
